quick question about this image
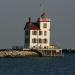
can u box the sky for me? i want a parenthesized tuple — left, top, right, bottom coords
(0, 0, 75, 49)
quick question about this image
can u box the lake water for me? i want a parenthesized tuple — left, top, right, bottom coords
(0, 54, 75, 75)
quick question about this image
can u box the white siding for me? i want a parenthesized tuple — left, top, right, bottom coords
(25, 18, 51, 49)
(30, 30, 38, 48)
(30, 19, 51, 48)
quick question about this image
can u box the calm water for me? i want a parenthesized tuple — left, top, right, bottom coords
(0, 54, 75, 75)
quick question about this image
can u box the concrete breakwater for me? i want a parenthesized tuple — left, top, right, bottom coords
(0, 50, 38, 57)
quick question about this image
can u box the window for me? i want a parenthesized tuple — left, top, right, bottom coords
(44, 31, 47, 36)
(43, 39, 47, 43)
(39, 38, 42, 43)
(39, 31, 42, 35)
(32, 38, 37, 43)
(44, 46, 47, 48)
(32, 31, 37, 35)
(43, 23, 47, 28)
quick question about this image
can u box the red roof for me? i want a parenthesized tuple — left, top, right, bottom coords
(39, 18, 50, 22)
(24, 22, 40, 30)
(29, 24, 40, 30)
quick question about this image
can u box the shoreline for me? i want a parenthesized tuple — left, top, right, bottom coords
(0, 49, 74, 57)
(0, 50, 39, 57)
(0, 50, 63, 57)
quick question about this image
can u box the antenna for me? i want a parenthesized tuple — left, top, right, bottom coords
(40, 0, 43, 15)
(40, 0, 48, 16)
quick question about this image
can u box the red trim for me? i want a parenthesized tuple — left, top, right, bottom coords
(39, 21, 50, 22)
(38, 18, 51, 22)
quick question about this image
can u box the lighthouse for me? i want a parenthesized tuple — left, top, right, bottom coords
(24, 13, 51, 49)
(24, 13, 63, 56)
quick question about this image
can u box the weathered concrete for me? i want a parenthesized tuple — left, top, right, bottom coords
(0, 49, 64, 57)
(0, 50, 38, 57)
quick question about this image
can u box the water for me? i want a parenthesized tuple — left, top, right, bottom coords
(0, 54, 75, 75)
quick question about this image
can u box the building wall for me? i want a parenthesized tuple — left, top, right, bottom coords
(40, 19, 51, 30)
(39, 20, 51, 47)
(24, 29, 30, 48)
(24, 18, 51, 49)
(30, 30, 38, 48)
(30, 19, 51, 48)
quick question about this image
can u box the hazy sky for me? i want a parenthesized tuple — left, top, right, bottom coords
(0, 0, 75, 49)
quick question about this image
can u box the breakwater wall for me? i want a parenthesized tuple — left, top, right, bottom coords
(0, 50, 38, 57)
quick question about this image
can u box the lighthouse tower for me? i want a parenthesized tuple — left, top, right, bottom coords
(37, 13, 51, 48)
(24, 13, 51, 49)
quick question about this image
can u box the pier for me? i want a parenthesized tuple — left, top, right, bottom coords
(0, 48, 63, 57)
(31, 48, 64, 56)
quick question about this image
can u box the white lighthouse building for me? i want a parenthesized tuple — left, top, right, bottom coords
(24, 13, 63, 56)
(24, 13, 51, 49)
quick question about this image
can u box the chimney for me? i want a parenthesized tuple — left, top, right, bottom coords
(37, 18, 40, 22)
(29, 17, 32, 23)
